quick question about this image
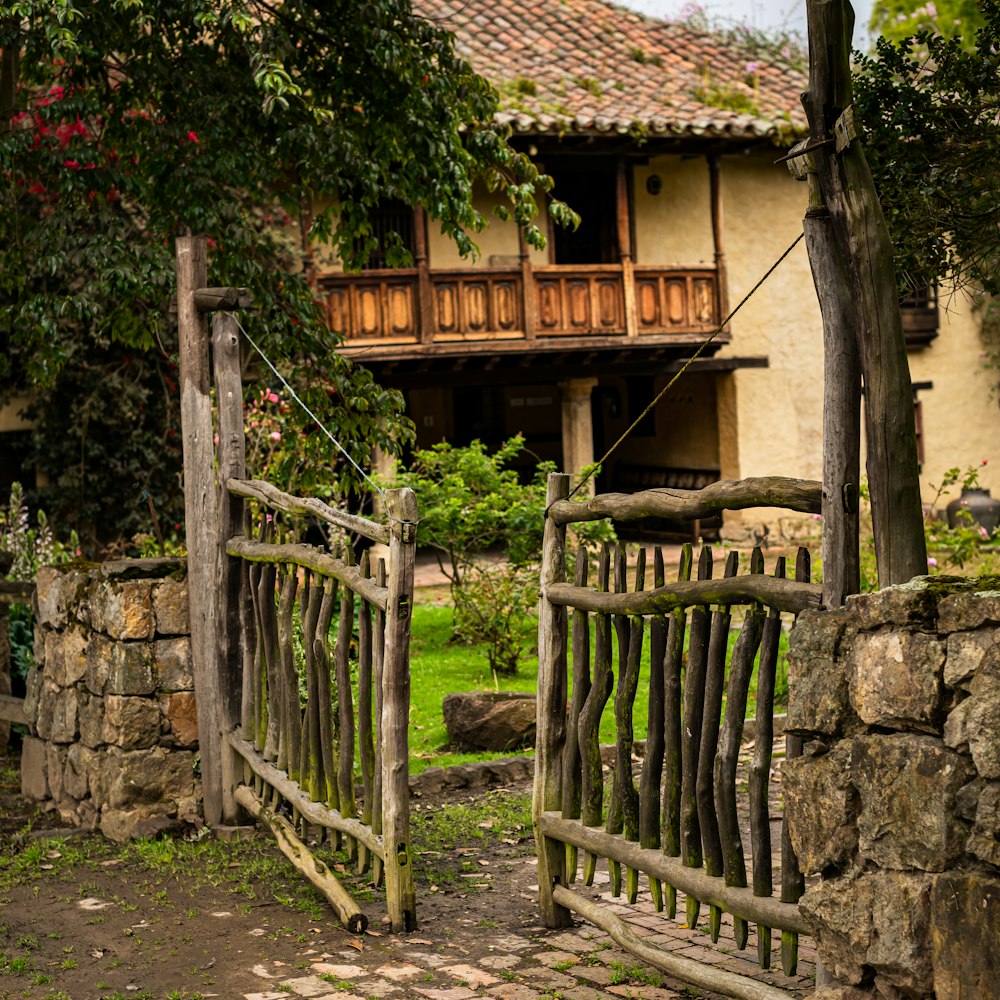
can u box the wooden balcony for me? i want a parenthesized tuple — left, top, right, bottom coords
(319, 264, 723, 357)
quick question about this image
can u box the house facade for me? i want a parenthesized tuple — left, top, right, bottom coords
(317, 0, 998, 538)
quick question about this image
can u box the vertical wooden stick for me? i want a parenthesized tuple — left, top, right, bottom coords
(382, 488, 418, 931)
(372, 558, 387, 888)
(176, 235, 225, 826)
(357, 551, 375, 876)
(534, 473, 572, 929)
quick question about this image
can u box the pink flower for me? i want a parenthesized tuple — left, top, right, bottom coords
(927, 557, 938, 567)
(270, 431, 281, 441)
(64, 159, 79, 169)
(187, 130, 199, 143)
(266, 391, 279, 404)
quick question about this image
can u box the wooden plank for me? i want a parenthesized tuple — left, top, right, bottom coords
(697, 550, 738, 942)
(176, 234, 226, 826)
(334, 550, 357, 857)
(552, 884, 796, 1000)
(640, 547, 666, 910)
(382, 488, 418, 932)
(806, 0, 926, 587)
(616, 548, 644, 903)
(578, 544, 613, 886)
(606, 545, 629, 899)
(661, 543, 692, 919)
(212, 310, 247, 822)
(534, 473, 573, 929)
(372, 558, 387, 888)
(681, 545, 712, 928)
(193, 286, 252, 311)
(546, 575, 821, 617)
(550, 477, 822, 526)
(750, 556, 786, 970)
(541, 815, 808, 933)
(0, 693, 27, 726)
(227, 537, 388, 610)
(227, 479, 390, 546)
(781, 548, 811, 976)
(235, 784, 367, 934)
(276, 565, 301, 779)
(562, 548, 590, 884)
(357, 551, 375, 876)
(716, 549, 766, 951)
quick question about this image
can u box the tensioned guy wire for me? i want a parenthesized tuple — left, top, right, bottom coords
(227, 313, 389, 504)
(565, 231, 806, 501)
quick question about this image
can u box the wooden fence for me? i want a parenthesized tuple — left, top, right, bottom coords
(534, 472, 822, 1000)
(223, 480, 418, 934)
(175, 237, 418, 933)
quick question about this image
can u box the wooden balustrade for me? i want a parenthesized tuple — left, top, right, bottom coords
(318, 264, 721, 347)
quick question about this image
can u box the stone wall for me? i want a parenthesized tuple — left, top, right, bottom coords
(21, 559, 201, 841)
(784, 579, 1000, 1000)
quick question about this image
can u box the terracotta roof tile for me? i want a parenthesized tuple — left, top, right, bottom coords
(420, 0, 807, 141)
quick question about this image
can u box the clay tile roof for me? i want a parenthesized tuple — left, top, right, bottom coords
(419, 0, 807, 141)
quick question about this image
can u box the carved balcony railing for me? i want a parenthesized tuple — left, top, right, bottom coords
(319, 264, 722, 353)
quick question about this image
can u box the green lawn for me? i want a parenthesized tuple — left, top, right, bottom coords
(406, 601, 790, 774)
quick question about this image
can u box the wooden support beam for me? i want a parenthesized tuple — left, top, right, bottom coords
(176, 235, 226, 827)
(518, 225, 538, 341)
(806, 0, 926, 587)
(213, 311, 247, 822)
(616, 158, 638, 338)
(708, 155, 730, 326)
(413, 207, 435, 344)
(194, 287, 253, 311)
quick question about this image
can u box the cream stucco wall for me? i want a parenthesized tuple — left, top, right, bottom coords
(633, 158, 715, 265)
(908, 290, 999, 506)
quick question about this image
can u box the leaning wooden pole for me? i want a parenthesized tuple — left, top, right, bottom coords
(805, 0, 926, 587)
(176, 235, 227, 826)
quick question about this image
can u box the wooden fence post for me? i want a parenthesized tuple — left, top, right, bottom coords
(176, 235, 230, 827)
(534, 472, 573, 928)
(212, 310, 248, 822)
(806, 0, 926, 587)
(382, 487, 418, 931)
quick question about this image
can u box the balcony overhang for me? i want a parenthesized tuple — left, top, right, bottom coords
(341, 341, 767, 390)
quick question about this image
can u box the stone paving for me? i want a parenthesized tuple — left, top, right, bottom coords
(240, 853, 815, 1000)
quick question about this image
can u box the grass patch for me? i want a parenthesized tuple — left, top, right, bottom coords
(407, 600, 790, 772)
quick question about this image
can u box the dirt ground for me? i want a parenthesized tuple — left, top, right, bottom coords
(0, 746, 553, 1000)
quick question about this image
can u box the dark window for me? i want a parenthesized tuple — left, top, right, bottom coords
(548, 168, 619, 264)
(359, 199, 415, 270)
(901, 284, 939, 348)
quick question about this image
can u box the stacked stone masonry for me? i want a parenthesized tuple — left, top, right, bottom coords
(21, 559, 201, 841)
(784, 578, 1000, 1000)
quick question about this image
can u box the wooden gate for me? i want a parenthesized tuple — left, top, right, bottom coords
(224, 482, 418, 934)
(175, 237, 417, 932)
(534, 472, 823, 999)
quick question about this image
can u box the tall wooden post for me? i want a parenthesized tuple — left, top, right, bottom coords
(616, 158, 638, 337)
(534, 473, 573, 928)
(176, 235, 227, 826)
(413, 207, 435, 344)
(518, 226, 538, 341)
(805, 0, 926, 587)
(212, 310, 247, 820)
(382, 487, 418, 931)
(708, 155, 731, 327)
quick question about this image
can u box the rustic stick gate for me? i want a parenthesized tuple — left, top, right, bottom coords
(175, 236, 418, 933)
(534, 472, 823, 1000)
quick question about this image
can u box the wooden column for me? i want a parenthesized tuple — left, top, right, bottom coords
(534, 472, 572, 928)
(413, 207, 435, 344)
(212, 310, 248, 820)
(806, 0, 926, 587)
(518, 226, 538, 340)
(381, 487, 418, 931)
(616, 158, 638, 337)
(559, 377, 598, 493)
(708, 155, 730, 326)
(176, 235, 226, 826)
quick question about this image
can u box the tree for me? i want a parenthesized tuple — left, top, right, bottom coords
(0, 1, 570, 549)
(854, 2, 1000, 297)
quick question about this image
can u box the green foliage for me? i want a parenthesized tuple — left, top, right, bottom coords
(0, 0, 571, 548)
(869, 0, 985, 46)
(854, 4, 1000, 296)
